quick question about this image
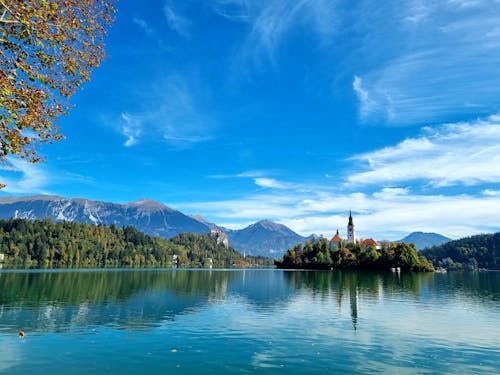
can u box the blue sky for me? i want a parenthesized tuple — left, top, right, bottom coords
(1, 0, 500, 240)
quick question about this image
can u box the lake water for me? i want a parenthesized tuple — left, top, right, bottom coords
(0, 269, 498, 374)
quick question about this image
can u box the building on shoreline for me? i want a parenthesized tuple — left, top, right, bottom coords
(330, 212, 380, 250)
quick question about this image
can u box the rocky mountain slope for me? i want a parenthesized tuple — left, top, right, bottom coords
(0, 195, 210, 239)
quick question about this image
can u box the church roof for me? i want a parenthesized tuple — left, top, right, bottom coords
(362, 238, 378, 247)
(330, 229, 342, 243)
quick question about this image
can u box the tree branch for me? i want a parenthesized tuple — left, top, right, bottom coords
(0, 1, 20, 24)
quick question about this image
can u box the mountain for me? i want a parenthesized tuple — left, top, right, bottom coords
(397, 232, 452, 250)
(0, 195, 210, 239)
(0, 195, 307, 257)
(226, 220, 307, 258)
(188, 214, 219, 230)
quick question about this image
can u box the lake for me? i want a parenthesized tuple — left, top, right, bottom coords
(0, 269, 498, 374)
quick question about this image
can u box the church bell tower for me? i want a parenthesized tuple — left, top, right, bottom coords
(347, 211, 355, 243)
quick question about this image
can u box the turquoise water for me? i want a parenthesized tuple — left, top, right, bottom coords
(0, 269, 498, 374)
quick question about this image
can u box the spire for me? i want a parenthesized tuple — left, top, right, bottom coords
(347, 211, 355, 243)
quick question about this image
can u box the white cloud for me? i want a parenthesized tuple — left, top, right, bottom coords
(164, 1, 192, 38)
(347, 115, 500, 187)
(180, 187, 500, 240)
(238, 170, 266, 178)
(121, 113, 142, 147)
(0, 157, 97, 194)
(482, 189, 499, 196)
(177, 115, 500, 239)
(254, 178, 288, 189)
(133, 17, 153, 35)
(0, 158, 50, 194)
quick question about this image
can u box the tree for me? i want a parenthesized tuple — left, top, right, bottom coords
(0, 0, 115, 186)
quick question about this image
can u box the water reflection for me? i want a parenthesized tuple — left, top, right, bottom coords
(282, 270, 499, 331)
(0, 269, 499, 375)
(0, 269, 498, 335)
(0, 269, 238, 333)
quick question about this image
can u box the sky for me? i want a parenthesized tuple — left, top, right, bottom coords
(1, 0, 500, 240)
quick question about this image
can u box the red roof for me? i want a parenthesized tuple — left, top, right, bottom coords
(362, 238, 378, 246)
(330, 231, 342, 243)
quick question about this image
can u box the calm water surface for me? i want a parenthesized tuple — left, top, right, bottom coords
(0, 269, 498, 374)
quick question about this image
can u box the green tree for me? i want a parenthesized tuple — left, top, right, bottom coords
(0, 0, 115, 186)
(394, 242, 419, 271)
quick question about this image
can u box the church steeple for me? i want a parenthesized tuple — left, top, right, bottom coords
(347, 211, 355, 243)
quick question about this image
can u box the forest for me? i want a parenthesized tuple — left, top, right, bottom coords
(276, 237, 434, 272)
(0, 218, 270, 269)
(420, 232, 500, 270)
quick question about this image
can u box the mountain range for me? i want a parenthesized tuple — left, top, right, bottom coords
(0, 195, 208, 239)
(0, 195, 308, 257)
(0, 195, 451, 257)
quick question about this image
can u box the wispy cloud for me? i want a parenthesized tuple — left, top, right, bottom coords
(210, 0, 337, 65)
(254, 178, 289, 189)
(352, 75, 382, 119)
(352, 0, 500, 125)
(0, 158, 50, 194)
(164, 0, 192, 38)
(208, 171, 294, 190)
(121, 113, 142, 147)
(347, 115, 500, 187)
(0, 157, 98, 195)
(210, 0, 253, 22)
(118, 75, 213, 148)
(133, 17, 153, 35)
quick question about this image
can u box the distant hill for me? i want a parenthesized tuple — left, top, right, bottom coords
(397, 232, 451, 250)
(226, 220, 307, 258)
(420, 232, 500, 270)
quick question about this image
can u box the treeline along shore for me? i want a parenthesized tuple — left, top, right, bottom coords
(0, 218, 271, 269)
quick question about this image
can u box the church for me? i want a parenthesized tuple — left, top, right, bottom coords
(329, 212, 380, 250)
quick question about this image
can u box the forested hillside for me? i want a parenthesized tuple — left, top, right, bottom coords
(420, 232, 500, 270)
(0, 218, 263, 269)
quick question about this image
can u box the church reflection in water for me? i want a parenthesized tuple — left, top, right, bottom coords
(282, 269, 430, 331)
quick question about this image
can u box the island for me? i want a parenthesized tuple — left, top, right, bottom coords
(276, 212, 434, 272)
